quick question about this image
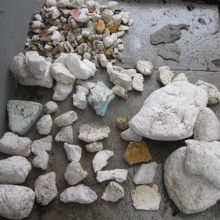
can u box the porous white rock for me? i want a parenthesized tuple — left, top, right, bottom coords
(52, 7, 61, 19)
(73, 92, 87, 109)
(25, 51, 47, 79)
(120, 11, 130, 24)
(31, 20, 42, 29)
(54, 52, 67, 64)
(10, 52, 30, 78)
(64, 53, 94, 80)
(103, 33, 117, 48)
(46, 0, 83, 8)
(96, 169, 128, 183)
(64, 161, 88, 185)
(76, 79, 96, 89)
(118, 25, 129, 31)
(132, 74, 144, 92)
(54, 111, 78, 127)
(90, 86, 113, 109)
(36, 114, 53, 135)
(82, 59, 97, 76)
(101, 10, 114, 24)
(136, 61, 153, 75)
(194, 107, 220, 141)
(164, 146, 220, 214)
(50, 63, 75, 85)
(129, 81, 208, 141)
(112, 85, 128, 99)
(157, 66, 174, 85)
(60, 185, 98, 204)
(35, 172, 58, 205)
(55, 125, 73, 144)
(7, 100, 43, 135)
(120, 128, 142, 142)
(195, 80, 220, 105)
(48, 25, 58, 33)
(78, 122, 111, 142)
(131, 184, 161, 210)
(172, 73, 188, 82)
(32, 151, 49, 170)
(51, 31, 63, 42)
(99, 54, 108, 67)
(92, 150, 114, 173)
(133, 162, 158, 185)
(64, 143, 82, 162)
(0, 185, 35, 219)
(31, 135, 52, 155)
(44, 101, 59, 114)
(86, 142, 103, 152)
(0, 132, 31, 157)
(101, 182, 125, 202)
(76, 85, 89, 95)
(77, 8, 90, 23)
(185, 140, 220, 188)
(53, 82, 73, 101)
(0, 156, 31, 184)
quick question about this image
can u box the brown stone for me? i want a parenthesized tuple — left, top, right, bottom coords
(104, 46, 114, 57)
(96, 19, 106, 34)
(116, 117, 129, 130)
(123, 142, 152, 165)
(77, 37, 86, 45)
(108, 24, 120, 33)
(39, 29, 49, 37)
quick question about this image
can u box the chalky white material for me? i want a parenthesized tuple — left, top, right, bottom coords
(54, 111, 78, 127)
(64, 143, 82, 162)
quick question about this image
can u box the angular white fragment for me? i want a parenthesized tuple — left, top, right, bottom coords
(44, 101, 59, 114)
(76, 79, 96, 89)
(52, 7, 61, 19)
(101, 182, 125, 202)
(78, 122, 111, 142)
(50, 63, 75, 85)
(0, 132, 31, 157)
(112, 85, 128, 99)
(55, 125, 73, 144)
(82, 59, 97, 76)
(86, 142, 104, 152)
(51, 30, 63, 41)
(60, 185, 98, 204)
(131, 184, 161, 210)
(194, 107, 220, 141)
(157, 66, 174, 85)
(195, 80, 220, 105)
(101, 10, 114, 24)
(64, 143, 82, 162)
(36, 114, 53, 135)
(133, 162, 158, 185)
(99, 54, 108, 67)
(0, 185, 35, 219)
(0, 156, 31, 184)
(48, 25, 58, 33)
(54, 111, 78, 127)
(136, 60, 153, 76)
(120, 11, 130, 24)
(120, 128, 142, 142)
(92, 150, 114, 173)
(118, 25, 129, 31)
(73, 92, 87, 109)
(96, 169, 128, 183)
(103, 33, 117, 48)
(35, 172, 58, 206)
(76, 85, 89, 95)
(77, 8, 89, 23)
(31, 135, 52, 155)
(53, 82, 73, 101)
(172, 73, 188, 82)
(132, 74, 144, 92)
(64, 161, 88, 185)
(32, 151, 49, 170)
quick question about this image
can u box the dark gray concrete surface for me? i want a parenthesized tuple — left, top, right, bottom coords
(1, 0, 220, 220)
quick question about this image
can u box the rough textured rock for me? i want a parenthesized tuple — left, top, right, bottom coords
(44, 101, 59, 114)
(53, 82, 73, 101)
(60, 185, 98, 204)
(101, 182, 125, 202)
(76, 80, 96, 89)
(64, 143, 82, 162)
(136, 60, 153, 76)
(132, 74, 144, 92)
(164, 146, 220, 214)
(157, 43, 181, 62)
(133, 162, 158, 185)
(55, 125, 73, 144)
(0, 132, 31, 157)
(86, 142, 103, 152)
(120, 128, 142, 142)
(64, 161, 88, 185)
(194, 107, 220, 141)
(54, 111, 78, 127)
(31, 135, 52, 155)
(157, 66, 174, 85)
(150, 24, 189, 45)
(46, 0, 83, 8)
(35, 172, 58, 206)
(123, 142, 151, 165)
(172, 72, 188, 82)
(0, 185, 35, 219)
(195, 80, 220, 105)
(116, 117, 129, 130)
(32, 151, 49, 170)
(131, 184, 161, 210)
(112, 85, 128, 99)
(7, 100, 43, 135)
(73, 92, 87, 109)
(78, 122, 110, 142)
(36, 114, 53, 135)
(96, 169, 128, 183)
(92, 150, 114, 173)
(129, 81, 208, 141)
(0, 156, 31, 184)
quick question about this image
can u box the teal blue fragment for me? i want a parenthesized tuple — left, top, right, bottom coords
(88, 81, 116, 117)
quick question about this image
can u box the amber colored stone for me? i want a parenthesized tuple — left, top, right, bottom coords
(96, 19, 106, 34)
(39, 29, 49, 37)
(108, 24, 120, 33)
(59, 43, 65, 53)
(116, 117, 129, 130)
(123, 142, 152, 165)
(77, 37, 86, 45)
(88, 9, 95, 13)
(104, 46, 114, 57)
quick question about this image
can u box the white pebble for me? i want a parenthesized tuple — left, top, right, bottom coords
(64, 143, 82, 162)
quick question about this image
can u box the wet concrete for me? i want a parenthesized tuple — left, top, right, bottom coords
(0, 0, 220, 220)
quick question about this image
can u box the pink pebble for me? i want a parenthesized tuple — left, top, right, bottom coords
(70, 9, 81, 20)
